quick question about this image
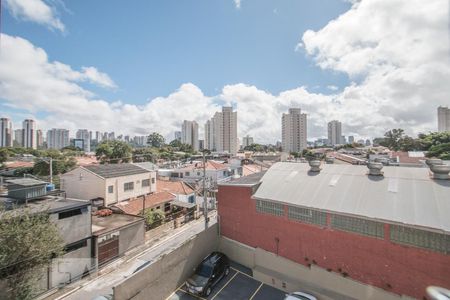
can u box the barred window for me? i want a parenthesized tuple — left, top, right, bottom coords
(331, 215, 384, 238)
(288, 206, 327, 226)
(256, 200, 284, 217)
(142, 179, 150, 187)
(390, 225, 450, 254)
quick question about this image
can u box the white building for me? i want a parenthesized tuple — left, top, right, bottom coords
(181, 120, 199, 151)
(60, 163, 157, 207)
(204, 106, 238, 154)
(47, 129, 70, 150)
(36, 129, 44, 148)
(242, 135, 254, 148)
(327, 120, 342, 146)
(14, 129, 23, 147)
(281, 108, 307, 153)
(438, 106, 450, 132)
(22, 119, 36, 149)
(0, 117, 13, 147)
(76, 129, 91, 152)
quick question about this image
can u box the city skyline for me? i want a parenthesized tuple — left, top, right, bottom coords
(1, 1, 447, 143)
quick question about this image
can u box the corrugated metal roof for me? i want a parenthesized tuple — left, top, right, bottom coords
(253, 162, 450, 233)
(84, 163, 149, 178)
(6, 178, 47, 186)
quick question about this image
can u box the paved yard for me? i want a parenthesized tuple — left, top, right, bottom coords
(167, 266, 286, 300)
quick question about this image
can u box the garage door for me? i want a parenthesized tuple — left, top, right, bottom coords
(98, 236, 119, 265)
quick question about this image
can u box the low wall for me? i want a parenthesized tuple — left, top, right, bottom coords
(219, 237, 415, 300)
(113, 224, 219, 300)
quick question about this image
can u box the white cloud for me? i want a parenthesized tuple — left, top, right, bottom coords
(0, 0, 448, 144)
(234, 0, 241, 9)
(327, 85, 339, 91)
(5, 0, 65, 32)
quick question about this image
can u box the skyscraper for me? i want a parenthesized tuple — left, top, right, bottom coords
(174, 131, 182, 141)
(281, 108, 307, 153)
(47, 129, 70, 150)
(242, 135, 254, 148)
(181, 120, 199, 151)
(348, 136, 355, 144)
(76, 129, 91, 152)
(0, 118, 13, 147)
(36, 129, 44, 148)
(14, 129, 23, 147)
(22, 119, 36, 149)
(204, 107, 238, 154)
(327, 120, 342, 146)
(438, 106, 450, 132)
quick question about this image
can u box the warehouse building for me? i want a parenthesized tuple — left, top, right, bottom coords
(218, 162, 450, 299)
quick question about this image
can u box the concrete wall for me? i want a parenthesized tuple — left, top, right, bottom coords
(60, 168, 105, 201)
(218, 184, 450, 300)
(49, 238, 94, 288)
(219, 237, 414, 300)
(113, 224, 219, 300)
(50, 205, 92, 245)
(118, 220, 145, 255)
(105, 172, 155, 206)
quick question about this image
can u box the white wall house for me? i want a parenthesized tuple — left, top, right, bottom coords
(60, 164, 156, 206)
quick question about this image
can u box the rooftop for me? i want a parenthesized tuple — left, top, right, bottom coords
(0, 196, 89, 216)
(113, 191, 175, 215)
(219, 171, 266, 186)
(6, 178, 47, 186)
(84, 163, 149, 178)
(92, 213, 143, 236)
(253, 162, 450, 233)
(157, 180, 195, 195)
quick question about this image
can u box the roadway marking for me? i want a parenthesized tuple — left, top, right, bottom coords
(164, 282, 187, 300)
(230, 267, 253, 279)
(210, 271, 238, 300)
(178, 288, 207, 300)
(249, 282, 264, 300)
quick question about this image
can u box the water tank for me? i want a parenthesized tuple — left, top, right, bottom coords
(46, 183, 55, 191)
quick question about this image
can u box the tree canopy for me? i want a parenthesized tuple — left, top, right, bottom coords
(95, 140, 132, 164)
(147, 132, 165, 148)
(0, 209, 65, 300)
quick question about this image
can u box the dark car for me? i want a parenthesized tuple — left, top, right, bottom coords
(186, 252, 230, 296)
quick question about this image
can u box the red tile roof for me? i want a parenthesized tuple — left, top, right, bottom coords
(113, 191, 175, 215)
(157, 180, 195, 195)
(3, 161, 34, 169)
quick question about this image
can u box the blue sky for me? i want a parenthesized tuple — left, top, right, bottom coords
(2, 0, 350, 105)
(0, 0, 447, 142)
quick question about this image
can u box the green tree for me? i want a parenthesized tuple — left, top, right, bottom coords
(132, 147, 159, 162)
(426, 142, 450, 160)
(0, 148, 9, 165)
(169, 139, 182, 148)
(243, 143, 264, 152)
(147, 132, 165, 148)
(143, 209, 165, 228)
(33, 157, 76, 176)
(95, 140, 132, 164)
(0, 209, 65, 300)
(417, 132, 450, 150)
(382, 129, 405, 151)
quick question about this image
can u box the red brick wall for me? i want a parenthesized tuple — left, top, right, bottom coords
(218, 185, 450, 300)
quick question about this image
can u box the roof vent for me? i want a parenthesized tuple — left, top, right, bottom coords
(308, 160, 321, 172)
(367, 162, 384, 176)
(325, 157, 335, 164)
(429, 164, 450, 180)
(425, 158, 443, 167)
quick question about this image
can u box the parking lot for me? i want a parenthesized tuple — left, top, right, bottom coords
(167, 264, 286, 300)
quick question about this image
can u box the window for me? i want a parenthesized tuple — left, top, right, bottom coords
(124, 182, 134, 191)
(151, 178, 155, 184)
(390, 225, 450, 254)
(331, 215, 384, 238)
(256, 200, 284, 217)
(185, 172, 190, 176)
(59, 208, 82, 220)
(188, 195, 195, 204)
(142, 179, 150, 187)
(108, 185, 114, 193)
(288, 206, 326, 226)
(65, 239, 87, 253)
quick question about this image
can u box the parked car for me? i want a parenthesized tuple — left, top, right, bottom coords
(185, 252, 230, 296)
(284, 291, 318, 300)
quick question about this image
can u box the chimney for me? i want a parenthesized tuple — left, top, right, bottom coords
(367, 162, 384, 176)
(427, 159, 450, 180)
(308, 160, 321, 172)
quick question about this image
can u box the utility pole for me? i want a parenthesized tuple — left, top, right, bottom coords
(49, 157, 53, 185)
(202, 150, 209, 230)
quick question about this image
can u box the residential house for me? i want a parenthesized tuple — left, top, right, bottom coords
(156, 180, 196, 204)
(60, 164, 157, 207)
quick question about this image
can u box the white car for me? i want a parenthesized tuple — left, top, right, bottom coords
(284, 291, 318, 300)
